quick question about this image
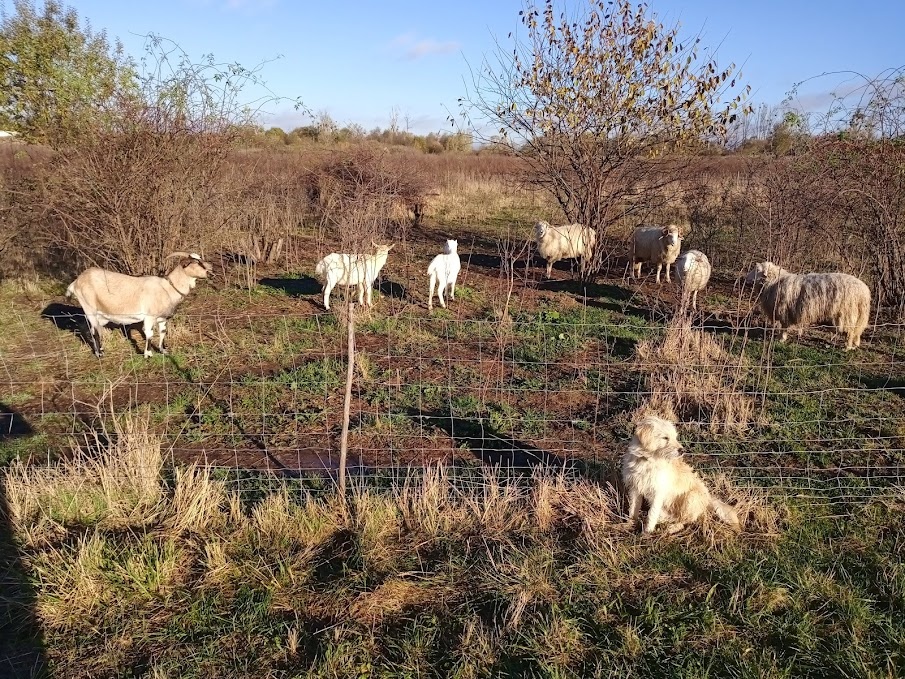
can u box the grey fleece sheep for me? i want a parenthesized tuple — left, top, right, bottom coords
(534, 221, 596, 278)
(631, 225, 682, 284)
(743, 261, 871, 350)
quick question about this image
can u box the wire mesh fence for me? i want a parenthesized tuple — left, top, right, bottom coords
(3, 292, 904, 504)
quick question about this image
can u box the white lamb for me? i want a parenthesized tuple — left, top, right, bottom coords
(314, 242, 394, 311)
(427, 239, 461, 311)
(631, 225, 682, 284)
(534, 221, 597, 278)
(674, 250, 712, 310)
(743, 261, 871, 350)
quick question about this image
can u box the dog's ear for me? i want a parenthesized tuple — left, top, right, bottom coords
(633, 417, 658, 451)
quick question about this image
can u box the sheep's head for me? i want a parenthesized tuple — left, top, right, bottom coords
(445, 239, 458, 254)
(534, 221, 550, 240)
(168, 251, 213, 279)
(743, 261, 784, 287)
(661, 225, 681, 249)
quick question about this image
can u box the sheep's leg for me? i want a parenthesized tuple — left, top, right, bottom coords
(546, 260, 553, 278)
(157, 320, 168, 355)
(655, 264, 663, 284)
(691, 290, 698, 311)
(644, 495, 665, 533)
(664, 263, 671, 283)
(323, 280, 334, 310)
(142, 318, 155, 358)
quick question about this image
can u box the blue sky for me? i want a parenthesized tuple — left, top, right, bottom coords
(57, 0, 905, 134)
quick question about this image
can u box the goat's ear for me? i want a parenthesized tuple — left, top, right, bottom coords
(387, 243, 395, 250)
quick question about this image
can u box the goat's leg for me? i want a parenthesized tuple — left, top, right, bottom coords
(142, 318, 155, 358)
(157, 319, 168, 355)
(437, 279, 446, 309)
(427, 273, 436, 310)
(87, 316, 103, 358)
(323, 281, 334, 310)
(450, 278, 456, 301)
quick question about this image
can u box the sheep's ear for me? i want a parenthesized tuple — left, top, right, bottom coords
(661, 226, 670, 235)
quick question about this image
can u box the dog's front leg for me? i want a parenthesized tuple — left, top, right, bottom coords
(644, 496, 665, 533)
(627, 489, 642, 523)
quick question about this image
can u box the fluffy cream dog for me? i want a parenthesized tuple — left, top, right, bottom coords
(622, 415, 740, 533)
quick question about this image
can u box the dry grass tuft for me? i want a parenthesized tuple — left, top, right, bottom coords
(635, 313, 755, 434)
(351, 578, 451, 626)
(5, 407, 164, 543)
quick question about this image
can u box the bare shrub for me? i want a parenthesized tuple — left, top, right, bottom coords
(634, 313, 755, 434)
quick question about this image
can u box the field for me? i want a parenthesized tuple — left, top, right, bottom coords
(2, 153, 905, 677)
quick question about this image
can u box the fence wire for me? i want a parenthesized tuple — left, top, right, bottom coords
(2, 302, 904, 503)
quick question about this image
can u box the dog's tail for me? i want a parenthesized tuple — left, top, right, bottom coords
(709, 498, 741, 528)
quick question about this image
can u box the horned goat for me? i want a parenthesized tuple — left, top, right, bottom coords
(534, 221, 596, 278)
(743, 261, 871, 350)
(66, 252, 213, 358)
(315, 242, 394, 311)
(631, 225, 682, 284)
(674, 250, 712, 310)
(427, 239, 461, 311)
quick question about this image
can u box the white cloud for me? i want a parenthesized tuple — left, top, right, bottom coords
(388, 32, 460, 61)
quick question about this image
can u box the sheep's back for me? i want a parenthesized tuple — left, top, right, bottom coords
(762, 272, 870, 325)
(538, 223, 594, 258)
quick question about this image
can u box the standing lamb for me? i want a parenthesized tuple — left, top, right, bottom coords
(674, 250, 712, 310)
(427, 239, 461, 311)
(66, 252, 213, 358)
(315, 242, 394, 311)
(631, 225, 682, 284)
(534, 221, 596, 278)
(743, 261, 871, 350)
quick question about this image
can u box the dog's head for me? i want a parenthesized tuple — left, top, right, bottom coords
(631, 415, 683, 459)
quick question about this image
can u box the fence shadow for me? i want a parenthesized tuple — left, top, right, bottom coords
(0, 404, 46, 677)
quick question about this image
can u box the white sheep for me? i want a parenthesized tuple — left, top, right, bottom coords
(427, 239, 461, 311)
(315, 242, 394, 311)
(534, 221, 597, 278)
(743, 261, 871, 350)
(674, 250, 712, 310)
(631, 225, 682, 284)
(66, 252, 213, 358)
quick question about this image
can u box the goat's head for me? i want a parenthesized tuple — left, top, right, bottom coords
(167, 251, 214, 279)
(370, 241, 394, 256)
(445, 239, 458, 254)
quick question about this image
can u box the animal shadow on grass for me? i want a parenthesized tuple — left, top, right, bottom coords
(419, 410, 575, 471)
(0, 405, 47, 677)
(41, 302, 149, 356)
(259, 276, 321, 297)
(378, 278, 408, 302)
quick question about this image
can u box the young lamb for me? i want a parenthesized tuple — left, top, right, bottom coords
(631, 225, 682, 284)
(743, 261, 871, 350)
(534, 221, 596, 278)
(66, 252, 213, 358)
(674, 250, 712, 310)
(315, 242, 394, 311)
(427, 239, 461, 310)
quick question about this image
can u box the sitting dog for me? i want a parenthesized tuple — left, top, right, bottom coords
(622, 415, 740, 533)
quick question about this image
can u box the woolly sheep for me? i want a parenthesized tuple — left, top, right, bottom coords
(315, 242, 394, 311)
(674, 250, 712, 310)
(427, 239, 461, 311)
(66, 252, 213, 358)
(743, 261, 871, 350)
(534, 221, 596, 278)
(631, 225, 682, 284)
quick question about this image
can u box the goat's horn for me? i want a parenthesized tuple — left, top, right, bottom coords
(165, 251, 194, 260)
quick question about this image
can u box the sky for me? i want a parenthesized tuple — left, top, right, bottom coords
(46, 0, 905, 134)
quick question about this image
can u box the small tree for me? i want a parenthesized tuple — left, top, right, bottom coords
(459, 0, 749, 269)
(0, 0, 134, 146)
